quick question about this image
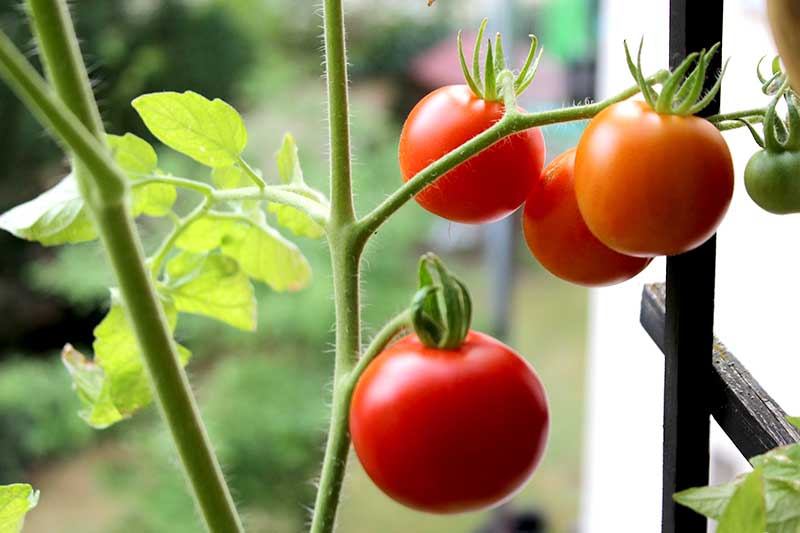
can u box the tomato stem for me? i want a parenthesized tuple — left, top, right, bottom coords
(355, 70, 669, 242)
(7, 2, 244, 531)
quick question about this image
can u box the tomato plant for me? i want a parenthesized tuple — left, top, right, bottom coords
(574, 99, 733, 257)
(744, 83, 800, 214)
(350, 331, 549, 513)
(399, 84, 545, 224)
(0, 4, 779, 532)
(398, 22, 545, 224)
(350, 255, 548, 514)
(522, 148, 651, 286)
(574, 44, 734, 257)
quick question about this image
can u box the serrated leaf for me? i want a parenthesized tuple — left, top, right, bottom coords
(274, 133, 304, 185)
(221, 220, 311, 291)
(108, 133, 176, 217)
(0, 484, 38, 533)
(164, 252, 256, 331)
(63, 292, 191, 428)
(0, 173, 97, 245)
(176, 214, 311, 292)
(717, 469, 766, 533)
(674, 480, 739, 520)
(268, 188, 326, 239)
(132, 91, 247, 168)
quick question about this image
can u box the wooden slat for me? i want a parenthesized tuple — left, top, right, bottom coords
(641, 283, 800, 458)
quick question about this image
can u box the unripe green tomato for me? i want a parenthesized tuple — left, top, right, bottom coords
(744, 149, 800, 214)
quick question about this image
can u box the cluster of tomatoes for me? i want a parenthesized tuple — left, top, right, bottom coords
(347, 34, 745, 518)
(399, 85, 735, 287)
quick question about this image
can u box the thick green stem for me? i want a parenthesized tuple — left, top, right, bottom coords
(94, 205, 243, 533)
(322, 0, 355, 225)
(310, 0, 361, 531)
(355, 71, 669, 240)
(7, 4, 243, 531)
(311, 235, 363, 533)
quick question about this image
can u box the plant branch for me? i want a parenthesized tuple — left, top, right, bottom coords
(7, 4, 243, 531)
(238, 156, 267, 189)
(707, 107, 768, 124)
(346, 310, 411, 394)
(149, 198, 211, 277)
(213, 186, 330, 227)
(310, 0, 361, 531)
(322, 0, 355, 225)
(356, 71, 669, 241)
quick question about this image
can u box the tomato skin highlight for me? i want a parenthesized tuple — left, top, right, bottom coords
(399, 85, 546, 224)
(522, 148, 651, 286)
(744, 149, 800, 214)
(349, 331, 549, 514)
(574, 100, 734, 257)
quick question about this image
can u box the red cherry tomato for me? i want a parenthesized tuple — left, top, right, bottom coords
(399, 85, 546, 224)
(349, 331, 549, 513)
(522, 148, 651, 286)
(574, 100, 734, 256)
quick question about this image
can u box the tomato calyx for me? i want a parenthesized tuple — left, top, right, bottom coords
(624, 39, 728, 116)
(457, 18, 542, 103)
(410, 253, 472, 350)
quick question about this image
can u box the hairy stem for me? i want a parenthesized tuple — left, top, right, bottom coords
(8, 4, 243, 531)
(322, 0, 355, 226)
(356, 70, 669, 240)
(346, 310, 411, 395)
(310, 0, 361, 531)
(149, 198, 211, 277)
(707, 107, 768, 123)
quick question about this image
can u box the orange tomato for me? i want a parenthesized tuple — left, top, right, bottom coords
(522, 149, 651, 286)
(574, 100, 734, 257)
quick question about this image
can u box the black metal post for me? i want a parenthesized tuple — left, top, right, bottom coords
(662, 2, 724, 532)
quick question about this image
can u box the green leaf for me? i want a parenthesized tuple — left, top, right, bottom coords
(221, 219, 311, 291)
(0, 173, 97, 245)
(274, 133, 304, 185)
(268, 188, 327, 239)
(674, 480, 739, 520)
(787, 417, 800, 430)
(0, 484, 38, 533)
(63, 292, 191, 428)
(132, 91, 247, 168)
(61, 344, 121, 428)
(108, 133, 176, 217)
(164, 252, 256, 331)
(176, 214, 311, 292)
(717, 469, 766, 533)
(212, 165, 249, 190)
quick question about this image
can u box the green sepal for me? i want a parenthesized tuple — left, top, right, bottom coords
(409, 253, 472, 350)
(456, 18, 542, 102)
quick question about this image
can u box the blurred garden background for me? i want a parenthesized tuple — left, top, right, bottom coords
(0, 1, 597, 531)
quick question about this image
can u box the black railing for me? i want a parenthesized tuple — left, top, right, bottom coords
(639, 2, 800, 532)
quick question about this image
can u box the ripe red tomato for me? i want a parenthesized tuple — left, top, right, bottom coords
(574, 100, 734, 257)
(349, 331, 549, 513)
(399, 85, 546, 224)
(522, 148, 651, 286)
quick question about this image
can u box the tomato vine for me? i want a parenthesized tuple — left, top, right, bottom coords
(0, 1, 789, 532)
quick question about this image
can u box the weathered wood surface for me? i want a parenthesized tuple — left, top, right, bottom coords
(641, 282, 800, 460)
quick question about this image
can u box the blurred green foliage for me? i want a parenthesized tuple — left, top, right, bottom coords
(103, 351, 328, 532)
(0, 358, 94, 482)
